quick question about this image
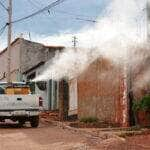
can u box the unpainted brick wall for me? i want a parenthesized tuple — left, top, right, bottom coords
(77, 58, 125, 126)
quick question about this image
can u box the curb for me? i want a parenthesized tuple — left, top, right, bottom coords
(41, 118, 150, 138)
(41, 118, 98, 137)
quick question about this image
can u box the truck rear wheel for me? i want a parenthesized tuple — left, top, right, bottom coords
(18, 119, 25, 127)
(30, 116, 39, 128)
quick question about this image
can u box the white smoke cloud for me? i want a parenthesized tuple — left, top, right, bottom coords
(33, 0, 147, 81)
(133, 69, 150, 91)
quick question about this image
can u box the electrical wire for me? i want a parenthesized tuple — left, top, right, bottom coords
(56, 10, 97, 22)
(52, 9, 97, 23)
(27, 0, 61, 30)
(27, 0, 50, 16)
(0, 24, 7, 36)
(54, 10, 95, 19)
(0, 0, 8, 12)
(27, 0, 39, 9)
(12, 0, 68, 24)
(74, 17, 97, 23)
(26, 0, 97, 23)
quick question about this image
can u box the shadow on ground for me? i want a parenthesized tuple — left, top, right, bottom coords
(0, 121, 31, 129)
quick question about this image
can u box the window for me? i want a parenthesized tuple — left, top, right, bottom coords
(36, 81, 47, 91)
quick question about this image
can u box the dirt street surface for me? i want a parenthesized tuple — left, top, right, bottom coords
(126, 134, 150, 150)
(0, 121, 88, 150)
(0, 120, 150, 150)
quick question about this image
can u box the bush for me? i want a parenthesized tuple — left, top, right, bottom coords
(80, 117, 98, 123)
(132, 101, 140, 112)
(140, 95, 150, 111)
(132, 95, 150, 112)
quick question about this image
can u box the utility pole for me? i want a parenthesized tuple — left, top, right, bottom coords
(146, 0, 150, 41)
(7, 0, 12, 83)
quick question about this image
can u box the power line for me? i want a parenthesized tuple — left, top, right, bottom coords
(27, 0, 51, 16)
(0, 0, 8, 12)
(74, 17, 97, 23)
(31, 0, 96, 19)
(27, 0, 39, 9)
(24, 0, 61, 33)
(26, 0, 97, 23)
(53, 10, 97, 23)
(0, 24, 7, 36)
(12, 0, 68, 24)
(26, 0, 62, 29)
(54, 10, 95, 19)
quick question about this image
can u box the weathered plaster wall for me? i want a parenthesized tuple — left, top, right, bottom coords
(20, 39, 46, 73)
(0, 39, 21, 81)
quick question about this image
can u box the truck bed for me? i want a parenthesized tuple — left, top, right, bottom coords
(0, 95, 39, 111)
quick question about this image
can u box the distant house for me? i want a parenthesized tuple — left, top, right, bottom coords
(0, 38, 64, 110)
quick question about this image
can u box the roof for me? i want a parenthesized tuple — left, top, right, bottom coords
(23, 61, 45, 74)
(45, 45, 65, 49)
(19, 38, 65, 49)
(0, 38, 65, 55)
(0, 38, 21, 55)
(0, 38, 65, 56)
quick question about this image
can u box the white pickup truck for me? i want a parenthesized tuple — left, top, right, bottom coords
(0, 82, 43, 128)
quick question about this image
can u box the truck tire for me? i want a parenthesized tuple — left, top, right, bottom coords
(30, 116, 39, 128)
(18, 119, 25, 127)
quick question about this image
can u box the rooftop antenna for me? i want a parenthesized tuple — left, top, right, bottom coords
(72, 36, 78, 50)
(29, 32, 31, 41)
(20, 33, 23, 38)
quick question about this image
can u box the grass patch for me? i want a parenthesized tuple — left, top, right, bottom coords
(80, 117, 98, 123)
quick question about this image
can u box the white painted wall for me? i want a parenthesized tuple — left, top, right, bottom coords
(36, 66, 49, 110)
(36, 65, 58, 110)
(69, 78, 78, 115)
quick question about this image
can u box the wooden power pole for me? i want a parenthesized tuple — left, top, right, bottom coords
(7, 0, 12, 83)
(147, 0, 150, 41)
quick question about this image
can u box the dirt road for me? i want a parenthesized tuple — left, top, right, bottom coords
(0, 121, 88, 150)
(126, 134, 150, 150)
(1, 120, 150, 150)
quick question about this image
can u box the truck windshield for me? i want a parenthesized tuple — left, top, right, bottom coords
(0, 87, 5, 94)
(0, 83, 31, 95)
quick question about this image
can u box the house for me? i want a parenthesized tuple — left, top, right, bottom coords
(68, 58, 129, 127)
(58, 56, 128, 126)
(59, 46, 150, 127)
(58, 1, 150, 125)
(0, 38, 64, 110)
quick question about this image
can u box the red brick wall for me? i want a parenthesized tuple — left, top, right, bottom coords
(77, 58, 126, 126)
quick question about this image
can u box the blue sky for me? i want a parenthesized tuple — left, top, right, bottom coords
(0, 0, 109, 43)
